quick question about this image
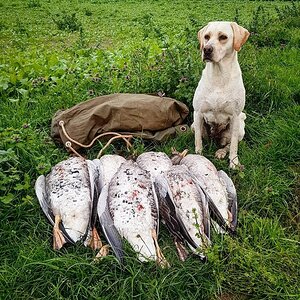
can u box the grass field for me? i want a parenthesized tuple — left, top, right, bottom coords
(0, 0, 299, 299)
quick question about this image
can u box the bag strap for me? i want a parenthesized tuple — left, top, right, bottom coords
(59, 120, 132, 158)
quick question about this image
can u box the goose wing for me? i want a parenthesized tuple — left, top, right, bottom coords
(181, 154, 234, 234)
(218, 170, 238, 232)
(81, 159, 102, 248)
(191, 173, 229, 231)
(154, 175, 199, 250)
(87, 159, 101, 227)
(191, 175, 210, 240)
(98, 185, 124, 263)
(35, 175, 54, 225)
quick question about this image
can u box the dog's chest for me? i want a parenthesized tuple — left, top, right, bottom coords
(201, 88, 236, 118)
(194, 76, 245, 118)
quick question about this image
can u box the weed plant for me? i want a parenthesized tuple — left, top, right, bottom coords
(0, 0, 299, 299)
(52, 13, 83, 33)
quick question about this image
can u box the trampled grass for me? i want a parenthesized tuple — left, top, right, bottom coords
(0, 0, 299, 299)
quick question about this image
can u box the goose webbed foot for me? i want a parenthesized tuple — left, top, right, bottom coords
(53, 215, 66, 250)
(151, 229, 170, 268)
(88, 227, 102, 250)
(174, 239, 189, 261)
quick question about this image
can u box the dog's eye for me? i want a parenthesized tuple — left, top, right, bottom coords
(219, 35, 228, 41)
(204, 34, 210, 40)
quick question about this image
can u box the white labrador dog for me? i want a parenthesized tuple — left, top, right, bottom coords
(192, 21, 250, 169)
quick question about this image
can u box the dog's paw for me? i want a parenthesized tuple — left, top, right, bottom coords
(215, 148, 227, 159)
(195, 147, 202, 154)
(229, 157, 241, 170)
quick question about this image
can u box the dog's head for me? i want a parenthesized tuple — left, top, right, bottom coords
(198, 21, 250, 63)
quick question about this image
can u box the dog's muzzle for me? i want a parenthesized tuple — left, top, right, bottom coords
(203, 45, 213, 61)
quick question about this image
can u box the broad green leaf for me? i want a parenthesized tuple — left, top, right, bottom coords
(0, 193, 14, 204)
(17, 88, 28, 97)
(0, 82, 8, 90)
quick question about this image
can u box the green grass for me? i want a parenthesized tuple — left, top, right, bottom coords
(0, 0, 299, 299)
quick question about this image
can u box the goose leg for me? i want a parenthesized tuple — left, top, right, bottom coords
(174, 238, 189, 261)
(95, 244, 110, 261)
(151, 229, 170, 268)
(53, 215, 66, 250)
(227, 209, 233, 228)
(88, 227, 102, 250)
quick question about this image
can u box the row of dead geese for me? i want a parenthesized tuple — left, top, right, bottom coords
(35, 151, 237, 267)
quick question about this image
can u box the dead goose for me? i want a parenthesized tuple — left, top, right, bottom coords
(137, 151, 210, 261)
(179, 154, 238, 233)
(136, 152, 188, 259)
(93, 155, 126, 261)
(136, 151, 190, 260)
(107, 159, 169, 267)
(155, 165, 211, 261)
(35, 156, 101, 250)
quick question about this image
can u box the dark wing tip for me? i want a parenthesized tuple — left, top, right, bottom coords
(218, 170, 238, 233)
(59, 224, 76, 245)
(99, 210, 124, 263)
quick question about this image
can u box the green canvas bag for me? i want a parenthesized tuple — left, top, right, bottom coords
(51, 93, 189, 151)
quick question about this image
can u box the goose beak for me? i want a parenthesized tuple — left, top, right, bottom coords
(170, 148, 189, 164)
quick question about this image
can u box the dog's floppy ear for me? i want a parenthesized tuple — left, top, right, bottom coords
(230, 22, 250, 51)
(197, 25, 208, 50)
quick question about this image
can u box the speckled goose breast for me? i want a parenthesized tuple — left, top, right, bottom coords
(46, 156, 93, 242)
(109, 160, 157, 232)
(136, 151, 173, 178)
(108, 160, 159, 261)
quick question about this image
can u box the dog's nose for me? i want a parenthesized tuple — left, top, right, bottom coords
(204, 45, 213, 55)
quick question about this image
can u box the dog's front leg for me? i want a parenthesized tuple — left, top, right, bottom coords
(229, 115, 241, 169)
(193, 110, 204, 154)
